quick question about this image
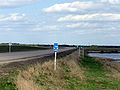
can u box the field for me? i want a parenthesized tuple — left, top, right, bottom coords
(0, 45, 50, 53)
(0, 50, 120, 90)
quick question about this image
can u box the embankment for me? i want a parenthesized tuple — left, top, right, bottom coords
(1, 49, 120, 90)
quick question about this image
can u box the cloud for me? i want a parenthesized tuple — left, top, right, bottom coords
(58, 13, 120, 22)
(0, 0, 40, 8)
(43, 1, 120, 14)
(95, 27, 116, 31)
(108, 33, 120, 37)
(73, 26, 116, 35)
(101, 0, 120, 4)
(74, 30, 88, 35)
(0, 13, 26, 22)
(43, 1, 103, 13)
(32, 27, 42, 31)
(66, 22, 98, 28)
(0, 27, 13, 31)
(32, 25, 59, 31)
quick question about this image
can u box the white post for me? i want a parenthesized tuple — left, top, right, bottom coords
(79, 48, 80, 56)
(9, 45, 11, 53)
(9, 42, 11, 53)
(82, 48, 84, 58)
(54, 52, 57, 70)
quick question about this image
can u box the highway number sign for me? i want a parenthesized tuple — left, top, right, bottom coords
(54, 43, 58, 52)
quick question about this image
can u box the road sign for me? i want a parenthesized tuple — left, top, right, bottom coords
(54, 43, 58, 70)
(54, 43, 58, 52)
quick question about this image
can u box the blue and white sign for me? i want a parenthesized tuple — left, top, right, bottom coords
(54, 43, 58, 52)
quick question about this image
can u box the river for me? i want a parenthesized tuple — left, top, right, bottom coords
(88, 53, 120, 63)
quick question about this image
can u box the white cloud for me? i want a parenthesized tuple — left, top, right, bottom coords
(0, 27, 13, 31)
(43, 1, 103, 13)
(101, 0, 120, 4)
(95, 27, 116, 31)
(0, 0, 40, 8)
(74, 30, 87, 35)
(0, 13, 26, 22)
(43, 1, 120, 14)
(108, 33, 120, 37)
(32, 25, 59, 31)
(45, 25, 59, 30)
(66, 22, 98, 28)
(58, 13, 120, 22)
(73, 26, 116, 35)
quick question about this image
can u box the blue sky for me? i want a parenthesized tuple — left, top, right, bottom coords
(0, 0, 120, 45)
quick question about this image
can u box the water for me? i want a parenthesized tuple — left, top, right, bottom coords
(88, 53, 120, 63)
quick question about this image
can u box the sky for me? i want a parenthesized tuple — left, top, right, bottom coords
(0, 0, 120, 45)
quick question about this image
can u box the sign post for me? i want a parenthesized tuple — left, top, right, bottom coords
(82, 47, 84, 58)
(9, 42, 12, 53)
(79, 47, 80, 56)
(54, 43, 58, 70)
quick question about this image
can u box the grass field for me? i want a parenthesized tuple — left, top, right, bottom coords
(0, 51, 120, 90)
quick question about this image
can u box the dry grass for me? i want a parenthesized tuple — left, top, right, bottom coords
(16, 51, 84, 90)
(16, 74, 40, 90)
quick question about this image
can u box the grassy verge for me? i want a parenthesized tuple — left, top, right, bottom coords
(80, 56, 120, 89)
(15, 52, 120, 90)
(16, 51, 85, 90)
(0, 51, 120, 90)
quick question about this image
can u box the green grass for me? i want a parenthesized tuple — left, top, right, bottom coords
(80, 56, 120, 90)
(0, 77, 18, 90)
(0, 68, 19, 90)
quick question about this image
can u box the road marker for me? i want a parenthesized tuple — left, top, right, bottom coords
(9, 42, 12, 53)
(82, 47, 84, 58)
(54, 43, 58, 70)
(79, 47, 80, 56)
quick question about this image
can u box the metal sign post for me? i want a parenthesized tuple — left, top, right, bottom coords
(9, 42, 12, 53)
(54, 43, 58, 70)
